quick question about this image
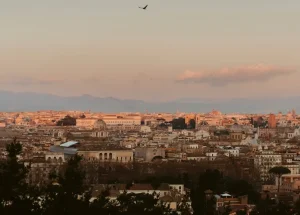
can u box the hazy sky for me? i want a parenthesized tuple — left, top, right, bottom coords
(1, 0, 300, 101)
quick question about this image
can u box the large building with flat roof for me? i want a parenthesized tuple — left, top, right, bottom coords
(102, 115, 141, 126)
(77, 144, 133, 163)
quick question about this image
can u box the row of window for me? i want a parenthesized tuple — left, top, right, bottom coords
(46, 157, 64, 162)
(99, 153, 132, 161)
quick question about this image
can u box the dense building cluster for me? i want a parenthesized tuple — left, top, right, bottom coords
(1, 109, 300, 214)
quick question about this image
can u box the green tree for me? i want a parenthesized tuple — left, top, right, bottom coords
(225, 179, 259, 204)
(56, 115, 76, 126)
(177, 200, 193, 215)
(42, 155, 89, 215)
(236, 208, 247, 215)
(292, 198, 300, 214)
(89, 189, 118, 215)
(191, 169, 223, 215)
(0, 138, 41, 215)
(172, 118, 187, 129)
(269, 166, 291, 193)
(188, 119, 196, 129)
(114, 192, 175, 215)
(222, 204, 231, 215)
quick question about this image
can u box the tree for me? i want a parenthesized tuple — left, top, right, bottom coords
(293, 198, 300, 214)
(222, 204, 232, 215)
(56, 115, 76, 126)
(188, 119, 196, 129)
(176, 197, 193, 215)
(236, 208, 247, 215)
(42, 155, 89, 215)
(191, 169, 223, 215)
(0, 138, 41, 214)
(172, 118, 187, 129)
(269, 166, 291, 193)
(114, 192, 174, 215)
(89, 189, 118, 215)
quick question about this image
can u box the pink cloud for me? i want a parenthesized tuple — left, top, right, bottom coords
(176, 64, 296, 86)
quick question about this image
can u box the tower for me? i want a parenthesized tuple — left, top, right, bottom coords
(292, 109, 296, 119)
(268, 113, 276, 129)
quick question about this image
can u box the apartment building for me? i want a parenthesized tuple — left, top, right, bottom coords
(77, 146, 133, 163)
(206, 152, 218, 161)
(223, 148, 240, 157)
(102, 115, 141, 126)
(91, 183, 191, 212)
(215, 193, 250, 213)
(279, 174, 300, 192)
(254, 150, 282, 182)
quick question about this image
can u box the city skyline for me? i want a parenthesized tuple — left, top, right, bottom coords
(1, 0, 300, 101)
(2, 2, 300, 213)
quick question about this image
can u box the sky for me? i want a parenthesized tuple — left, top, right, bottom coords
(1, 0, 300, 102)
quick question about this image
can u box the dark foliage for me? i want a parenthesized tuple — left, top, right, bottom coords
(172, 117, 187, 129)
(269, 166, 291, 193)
(188, 119, 196, 129)
(214, 130, 230, 136)
(0, 138, 41, 215)
(41, 155, 89, 215)
(251, 117, 268, 128)
(0, 138, 298, 215)
(0, 141, 191, 215)
(56, 115, 76, 126)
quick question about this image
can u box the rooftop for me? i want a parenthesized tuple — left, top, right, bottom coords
(77, 144, 131, 151)
(49, 145, 77, 155)
(60, 141, 79, 147)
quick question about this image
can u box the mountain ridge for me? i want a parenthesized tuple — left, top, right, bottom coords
(0, 91, 299, 113)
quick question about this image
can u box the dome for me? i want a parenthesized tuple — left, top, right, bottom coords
(93, 119, 107, 130)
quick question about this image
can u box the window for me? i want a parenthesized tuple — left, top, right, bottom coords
(109, 153, 112, 160)
(100, 153, 103, 160)
(104, 153, 107, 160)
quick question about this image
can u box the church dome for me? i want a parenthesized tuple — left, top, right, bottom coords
(93, 119, 107, 130)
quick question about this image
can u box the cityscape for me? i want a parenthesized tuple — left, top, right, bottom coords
(1, 0, 300, 215)
(1, 110, 300, 214)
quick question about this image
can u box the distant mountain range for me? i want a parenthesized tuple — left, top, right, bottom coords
(0, 90, 299, 113)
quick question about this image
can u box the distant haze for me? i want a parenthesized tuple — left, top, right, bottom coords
(1, 91, 300, 114)
(1, 1, 300, 101)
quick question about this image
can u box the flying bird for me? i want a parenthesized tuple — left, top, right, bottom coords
(139, 5, 148, 10)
